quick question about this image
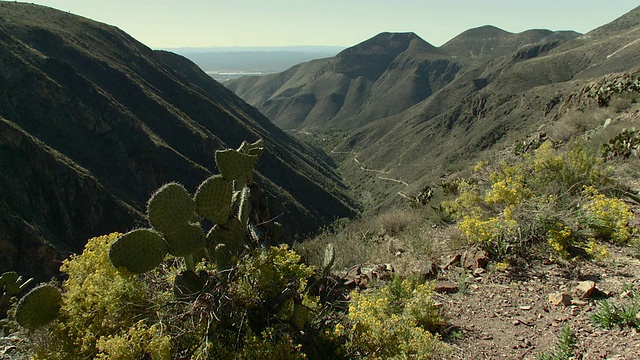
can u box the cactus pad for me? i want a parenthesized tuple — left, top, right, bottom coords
(322, 243, 336, 275)
(215, 149, 258, 181)
(148, 182, 196, 233)
(194, 174, 232, 224)
(109, 229, 168, 274)
(15, 284, 62, 330)
(206, 219, 244, 268)
(164, 223, 206, 257)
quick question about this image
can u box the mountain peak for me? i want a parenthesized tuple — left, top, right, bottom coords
(440, 25, 579, 58)
(338, 32, 435, 58)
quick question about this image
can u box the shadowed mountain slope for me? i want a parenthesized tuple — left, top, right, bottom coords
(0, 2, 355, 280)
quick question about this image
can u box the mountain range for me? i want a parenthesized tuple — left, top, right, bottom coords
(0, 3, 355, 280)
(226, 6, 640, 209)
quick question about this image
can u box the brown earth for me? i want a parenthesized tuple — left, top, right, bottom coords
(436, 244, 640, 359)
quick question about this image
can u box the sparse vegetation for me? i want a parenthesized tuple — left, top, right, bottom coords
(591, 286, 640, 329)
(2, 3, 640, 359)
(537, 326, 576, 360)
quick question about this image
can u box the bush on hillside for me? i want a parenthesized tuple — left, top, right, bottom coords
(445, 140, 636, 260)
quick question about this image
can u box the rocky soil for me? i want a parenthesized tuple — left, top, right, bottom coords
(435, 245, 640, 359)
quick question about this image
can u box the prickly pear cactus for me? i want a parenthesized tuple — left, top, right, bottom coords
(215, 148, 258, 181)
(148, 182, 196, 233)
(109, 139, 264, 275)
(109, 229, 168, 274)
(15, 284, 62, 330)
(1, 272, 34, 313)
(195, 174, 232, 224)
(207, 218, 244, 269)
(163, 223, 206, 257)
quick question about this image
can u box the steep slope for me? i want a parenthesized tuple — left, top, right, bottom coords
(0, 3, 355, 280)
(227, 32, 461, 130)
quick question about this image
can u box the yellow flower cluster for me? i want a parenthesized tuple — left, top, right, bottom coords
(486, 163, 532, 205)
(547, 223, 574, 258)
(33, 233, 159, 359)
(585, 238, 610, 260)
(96, 321, 172, 359)
(343, 279, 448, 359)
(582, 186, 635, 243)
(236, 244, 314, 305)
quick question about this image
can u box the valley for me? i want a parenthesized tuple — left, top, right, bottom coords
(0, 2, 639, 359)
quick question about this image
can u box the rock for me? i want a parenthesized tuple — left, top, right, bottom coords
(435, 281, 459, 293)
(373, 264, 394, 281)
(462, 248, 490, 270)
(573, 280, 596, 299)
(548, 292, 572, 306)
(473, 267, 486, 276)
(355, 273, 369, 289)
(345, 265, 361, 278)
(571, 299, 589, 306)
(413, 260, 438, 280)
(443, 254, 462, 268)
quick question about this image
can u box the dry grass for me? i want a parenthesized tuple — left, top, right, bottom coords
(294, 207, 457, 273)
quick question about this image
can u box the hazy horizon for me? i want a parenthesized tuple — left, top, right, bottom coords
(15, 1, 640, 49)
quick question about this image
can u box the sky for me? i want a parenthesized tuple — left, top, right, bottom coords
(16, 1, 640, 49)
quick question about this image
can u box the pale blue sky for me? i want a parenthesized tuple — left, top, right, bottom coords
(18, 1, 640, 48)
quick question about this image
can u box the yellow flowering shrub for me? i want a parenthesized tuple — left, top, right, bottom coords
(96, 321, 171, 360)
(236, 244, 314, 306)
(446, 138, 633, 259)
(236, 329, 307, 360)
(32, 233, 159, 359)
(342, 278, 448, 359)
(485, 163, 532, 205)
(585, 238, 610, 260)
(582, 186, 635, 243)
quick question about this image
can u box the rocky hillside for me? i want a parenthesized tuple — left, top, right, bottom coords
(226, 32, 461, 130)
(226, 6, 640, 210)
(0, 2, 355, 280)
(225, 29, 580, 132)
